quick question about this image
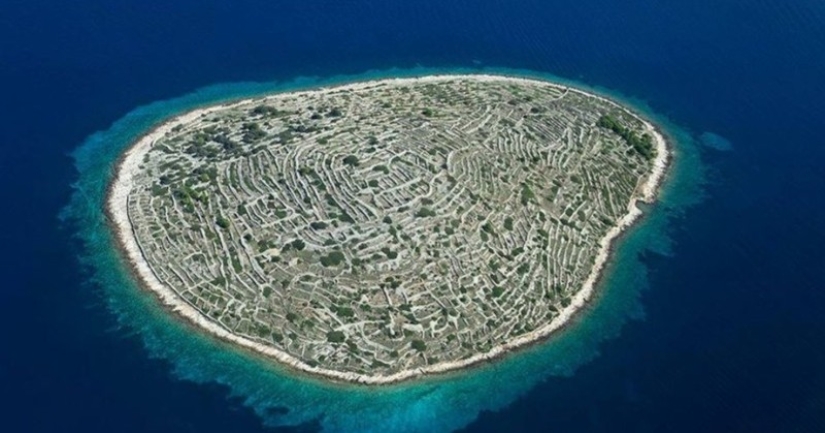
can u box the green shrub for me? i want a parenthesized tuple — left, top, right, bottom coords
(343, 155, 359, 166)
(503, 217, 514, 231)
(411, 339, 427, 351)
(310, 221, 328, 230)
(320, 251, 346, 267)
(415, 207, 436, 218)
(597, 115, 656, 160)
(327, 330, 346, 343)
(216, 216, 230, 229)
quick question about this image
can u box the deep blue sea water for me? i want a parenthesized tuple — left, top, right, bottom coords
(2, 1, 824, 432)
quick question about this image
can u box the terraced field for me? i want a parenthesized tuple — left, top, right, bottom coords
(121, 76, 660, 379)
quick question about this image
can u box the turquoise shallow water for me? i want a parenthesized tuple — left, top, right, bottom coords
(64, 67, 704, 432)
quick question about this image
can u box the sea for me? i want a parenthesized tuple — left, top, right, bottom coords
(1, 1, 824, 432)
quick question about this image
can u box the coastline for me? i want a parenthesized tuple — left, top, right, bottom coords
(105, 73, 671, 385)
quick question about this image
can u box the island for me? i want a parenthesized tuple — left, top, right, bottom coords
(107, 75, 669, 384)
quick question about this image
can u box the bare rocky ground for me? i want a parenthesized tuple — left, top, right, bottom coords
(127, 77, 654, 376)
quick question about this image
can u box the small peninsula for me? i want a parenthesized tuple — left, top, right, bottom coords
(107, 75, 669, 384)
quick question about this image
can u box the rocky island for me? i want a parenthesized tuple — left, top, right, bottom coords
(108, 75, 669, 384)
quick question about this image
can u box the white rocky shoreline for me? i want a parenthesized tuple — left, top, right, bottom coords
(106, 74, 671, 385)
